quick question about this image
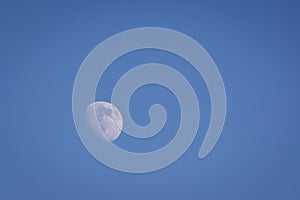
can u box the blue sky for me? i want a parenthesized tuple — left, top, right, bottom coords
(1, 0, 300, 199)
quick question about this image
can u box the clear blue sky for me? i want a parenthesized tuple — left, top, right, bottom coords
(1, 0, 299, 199)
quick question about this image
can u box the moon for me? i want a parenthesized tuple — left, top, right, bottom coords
(86, 101, 123, 142)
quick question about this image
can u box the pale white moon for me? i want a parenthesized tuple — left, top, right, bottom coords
(86, 101, 123, 142)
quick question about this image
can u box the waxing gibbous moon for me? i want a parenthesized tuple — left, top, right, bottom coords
(86, 101, 123, 142)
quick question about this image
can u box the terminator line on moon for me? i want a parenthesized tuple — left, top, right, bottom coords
(86, 101, 123, 142)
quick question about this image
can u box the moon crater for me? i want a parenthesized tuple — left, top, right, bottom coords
(86, 101, 123, 141)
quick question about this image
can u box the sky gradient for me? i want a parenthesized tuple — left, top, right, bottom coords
(1, 0, 300, 199)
